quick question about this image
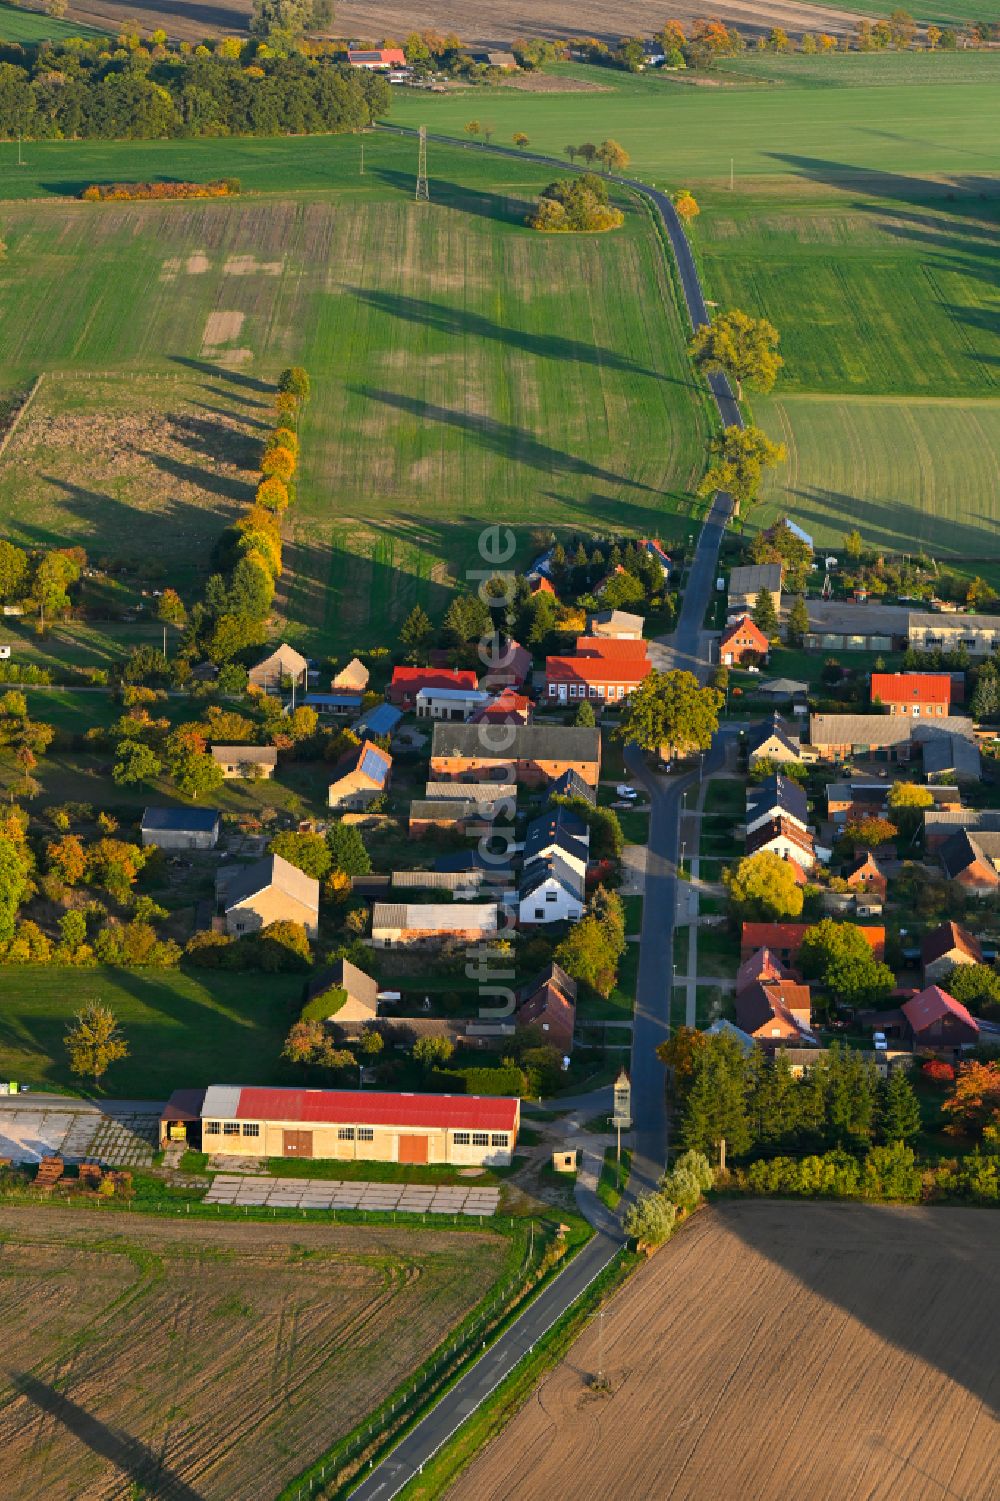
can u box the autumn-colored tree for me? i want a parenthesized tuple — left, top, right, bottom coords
(464, 119, 481, 136)
(513, 131, 529, 147)
(46, 834, 87, 886)
(156, 588, 186, 626)
(615, 668, 722, 758)
(843, 815, 897, 848)
(922, 1058, 955, 1085)
(941, 1060, 1000, 1140)
(886, 782, 934, 811)
(261, 445, 296, 483)
(724, 851, 804, 920)
(267, 425, 299, 457)
(697, 425, 787, 518)
(596, 138, 630, 172)
(655, 1025, 706, 1095)
(277, 366, 310, 401)
(673, 189, 699, 224)
(65, 1004, 128, 1088)
(926, 23, 941, 47)
(256, 476, 290, 513)
(690, 309, 783, 401)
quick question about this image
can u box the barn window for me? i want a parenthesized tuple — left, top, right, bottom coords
(241, 1123, 260, 1138)
(472, 1132, 489, 1146)
(338, 1126, 355, 1140)
(204, 1120, 221, 1136)
(357, 1127, 374, 1141)
(453, 1131, 471, 1145)
(491, 1133, 508, 1147)
(223, 1122, 240, 1136)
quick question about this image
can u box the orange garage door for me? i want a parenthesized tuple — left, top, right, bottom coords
(398, 1134, 428, 1164)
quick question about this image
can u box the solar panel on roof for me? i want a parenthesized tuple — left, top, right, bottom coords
(360, 747, 387, 782)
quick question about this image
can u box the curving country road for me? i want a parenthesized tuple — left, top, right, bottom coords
(346, 130, 740, 1499)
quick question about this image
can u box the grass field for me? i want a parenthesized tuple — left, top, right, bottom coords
(0, 133, 708, 656)
(0, 1205, 506, 1500)
(0, 967, 303, 1096)
(451, 1201, 1000, 1501)
(0, 0, 104, 40)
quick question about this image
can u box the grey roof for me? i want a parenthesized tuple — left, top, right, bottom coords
(306, 959, 378, 1008)
(202, 1084, 240, 1120)
(415, 686, 490, 703)
(704, 1018, 756, 1054)
(211, 744, 278, 765)
(809, 714, 975, 748)
(371, 902, 498, 933)
(519, 850, 586, 902)
(747, 716, 800, 759)
(431, 723, 600, 763)
(940, 829, 1000, 879)
(908, 609, 1000, 636)
(222, 853, 319, 913)
(587, 609, 645, 633)
(729, 563, 782, 598)
(805, 601, 910, 635)
(410, 799, 482, 822)
(141, 806, 220, 833)
(747, 774, 808, 827)
(425, 781, 516, 802)
(756, 677, 810, 697)
(921, 734, 981, 781)
(926, 809, 1000, 837)
(548, 769, 598, 807)
(523, 807, 589, 864)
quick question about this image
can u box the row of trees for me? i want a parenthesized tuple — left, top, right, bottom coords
(0, 40, 389, 141)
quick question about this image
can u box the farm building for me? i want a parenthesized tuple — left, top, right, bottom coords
(939, 830, 1000, 895)
(830, 781, 959, 826)
(870, 672, 952, 717)
(471, 690, 532, 725)
(140, 806, 220, 851)
(728, 563, 782, 615)
(804, 601, 909, 653)
(925, 807, 999, 850)
(545, 636, 651, 707)
(586, 609, 645, 640)
(356, 702, 403, 740)
(808, 714, 976, 771)
(371, 902, 499, 947)
(249, 643, 308, 695)
(921, 921, 982, 984)
(423, 780, 516, 807)
(430, 723, 601, 789)
(328, 742, 392, 811)
(416, 686, 491, 721)
(387, 667, 478, 711)
(304, 959, 379, 1025)
(720, 614, 770, 667)
(301, 692, 364, 718)
(189, 1084, 518, 1166)
(331, 657, 369, 693)
(347, 47, 407, 68)
(210, 744, 278, 780)
(843, 851, 887, 901)
(409, 797, 509, 837)
(219, 853, 320, 939)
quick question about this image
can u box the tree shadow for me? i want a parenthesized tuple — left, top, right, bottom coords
(776, 484, 1000, 558)
(170, 356, 273, 396)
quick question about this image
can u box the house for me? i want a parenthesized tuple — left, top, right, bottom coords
(471, 689, 532, 725)
(515, 963, 577, 1053)
(640, 537, 672, 577)
(746, 818, 815, 869)
(586, 609, 645, 640)
(430, 723, 601, 789)
(808, 713, 976, 765)
(140, 806, 220, 851)
(371, 902, 498, 947)
(747, 715, 803, 766)
(939, 829, 1000, 895)
(830, 781, 960, 826)
(728, 562, 782, 615)
(387, 667, 478, 711)
(347, 47, 407, 68)
(248, 643, 308, 695)
(907, 609, 1000, 657)
(301, 693, 364, 718)
(328, 742, 392, 811)
(844, 850, 887, 901)
(755, 677, 809, 703)
(720, 614, 770, 667)
(305, 959, 379, 1025)
(740, 923, 886, 965)
(544, 636, 651, 707)
(736, 945, 796, 995)
(480, 638, 533, 690)
(735, 981, 815, 1046)
(355, 702, 403, 740)
(921, 920, 982, 985)
(331, 658, 369, 693)
(211, 744, 278, 780)
(529, 574, 555, 596)
(198, 1084, 518, 1167)
(220, 853, 319, 939)
(925, 807, 999, 851)
(901, 986, 979, 1052)
(746, 775, 809, 838)
(415, 686, 491, 722)
(548, 768, 597, 807)
(518, 809, 589, 926)
(870, 672, 952, 717)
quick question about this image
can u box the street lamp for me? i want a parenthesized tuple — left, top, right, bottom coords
(680, 840, 686, 876)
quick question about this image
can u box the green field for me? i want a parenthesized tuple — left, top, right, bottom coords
(0, 0, 104, 41)
(0, 966, 303, 1096)
(0, 133, 708, 657)
(831, 1, 1000, 23)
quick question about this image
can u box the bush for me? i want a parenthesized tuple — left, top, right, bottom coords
(447, 1063, 527, 1097)
(659, 1163, 702, 1211)
(80, 179, 240, 202)
(527, 174, 624, 233)
(623, 1191, 676, 1245)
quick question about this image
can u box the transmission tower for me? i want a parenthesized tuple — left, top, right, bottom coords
(415, 125, 429, 202)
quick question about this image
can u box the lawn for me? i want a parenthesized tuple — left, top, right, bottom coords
(0, 132, 708, 658)
(0, 966, 303, 1097)
(0, 0, 105, 40)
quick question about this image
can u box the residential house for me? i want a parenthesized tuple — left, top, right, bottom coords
(248, 643, 308, 695)
(347, 47, 407, 68)
(331, 658, 369, 693)
(355, 703, 403, 740)
(925, 806, 998, 851)
(327, 742, 392, 811)
(195, 1084, 518, 1167)
(720, 614, 770, 667)
(747, 715, 804, 767)
(740, 923, 886, 965)
(415, 686, 491, 722)
(728, 562, 782, 616)
(430, 723, 601, 789)
(140, 806, 220, 851)
(220, 853, 319, 939)
(939, 830, 1000, 895)
(480, 639, 533, 690)
(471, 689, 533, 725)
(870, 672, 952, 717)
(305, 959, 379, 1025)
(548, 768, 597, 807)
(515, 963, 578, 1053)
(529, 575, 555, 596)
(211, 744, 278, 780)
(830, 781, 960, 827)
(518, 808, 589, 926)
(746, 818, 815, 870)
(843, 850, 887, 901)
(901, 986, 979, 1052)
(745, 776, 815, 868)
(371, 902, 498, 947)
(734, 981, 815, 1047)
(703, 1018, 755, 1054)
(808, 713, 976, 765)
(736, 945, 796, 995)
(640, 538, 672, 577)
(586, 609, 645, 640)
(921, 921, 982, 985)
(387, 667, 478, 711)
(301, 693, 363, 718)
(544, 636, 651, 708)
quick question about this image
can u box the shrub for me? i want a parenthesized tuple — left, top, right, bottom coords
(80, 179, 240, 201)
(527, 173, 624, 233)
(862, 1141, 921, 1202)
(623, 1191, 676, 1245)
(659, 1164, 702, 1211)
(260, 445, 296, 482)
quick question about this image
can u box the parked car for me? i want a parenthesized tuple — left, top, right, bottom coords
(616, 784, 638, 800)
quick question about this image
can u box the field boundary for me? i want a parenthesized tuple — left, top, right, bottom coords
(0, 373, 43, 460)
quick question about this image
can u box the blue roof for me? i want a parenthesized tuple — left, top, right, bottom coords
(141, 806, 220, 832)
(357, 703, 403, 737)
(359, 747, 390, 785)
(303, 693, 363, 709)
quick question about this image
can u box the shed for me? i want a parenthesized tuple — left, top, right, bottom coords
(140, 806, 220, 851)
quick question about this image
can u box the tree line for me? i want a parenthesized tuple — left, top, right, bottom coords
(0, 36, 389, 140)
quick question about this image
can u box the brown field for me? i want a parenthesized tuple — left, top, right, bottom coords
(61, 0, 862, 45)
(0, 1205, 506, 1500)
(451, 1201, 1000, 1501)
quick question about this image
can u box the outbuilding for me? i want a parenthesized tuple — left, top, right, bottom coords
(140, 806, 221, 851)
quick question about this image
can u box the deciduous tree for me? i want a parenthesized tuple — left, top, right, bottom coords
(614, 668, 722, 758)
(697, 425, 786, 518)
(65, 1004, 128, 1087)
(690, 309, 783, 401)
(724, 851, 804, 920)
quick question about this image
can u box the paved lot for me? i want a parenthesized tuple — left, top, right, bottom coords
(203, 1174, 501, 1216)
(0, 1097, 159, 1167)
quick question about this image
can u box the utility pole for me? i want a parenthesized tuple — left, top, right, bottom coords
(415, 124, 429, 202)
(162, 625, 167, 660)
(17, 133, 25, 168)
(730, 157, 734, 192)
(360, 140, 365, 176)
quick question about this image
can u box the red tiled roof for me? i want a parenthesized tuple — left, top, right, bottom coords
(546, 637, 651, 687)
(530, 576, 555, 595)
(573, 636, 649, 661)
(740, 923, 886, 962)
(871, 672, 951, 706)
(721, 614, 769, 651)
(736, 945, 794, 995)
(472, 689, 532, 723)
(901, 986, 977, 1035)
(920, 920, 981, 967)
(746, 818, 815, 859)
(234, 1086, 518, 1132)
(390, 667, 478, 691)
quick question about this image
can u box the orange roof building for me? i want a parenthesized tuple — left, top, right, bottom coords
(870, 672, 951, 717)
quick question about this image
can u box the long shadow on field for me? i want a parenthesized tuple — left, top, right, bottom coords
(353, 386, 656, 493)
(141, 451, 255, 504)
(349, 288, 680, 387)
(11, 1373, 205, 1500)
(171, 356, 273, 396)
(780, 484, 1000, 557)
(726, 1202, 1000, 1420)
(374, 169, 535, 228)
(767, 155, 1000, 229)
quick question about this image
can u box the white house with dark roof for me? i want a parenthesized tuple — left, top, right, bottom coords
(518, 808, 589, 925)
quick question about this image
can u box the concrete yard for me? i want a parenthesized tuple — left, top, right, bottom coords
(0, 1094, 160, 1167)
(204, 1173, 502, 1215)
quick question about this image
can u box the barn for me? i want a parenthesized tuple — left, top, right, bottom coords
(193, 1084, 519, 1167)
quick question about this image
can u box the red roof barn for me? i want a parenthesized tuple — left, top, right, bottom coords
(387, 667, 478, 710)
